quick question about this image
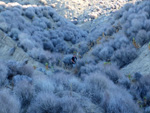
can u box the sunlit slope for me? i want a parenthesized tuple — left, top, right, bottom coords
(0, 0, 142, 26)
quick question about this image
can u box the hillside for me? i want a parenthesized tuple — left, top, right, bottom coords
(1, 0, 142, 29)
(121, 43, 150, 76)
(0, 0, 150, 113)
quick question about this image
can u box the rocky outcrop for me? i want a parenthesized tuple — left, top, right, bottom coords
(0, 30, 43, 68)
(121, 43, 150, 76)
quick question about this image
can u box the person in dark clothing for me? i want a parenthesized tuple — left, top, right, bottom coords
(71, 55, 77, 64)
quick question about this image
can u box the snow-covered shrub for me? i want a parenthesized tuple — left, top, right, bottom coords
(38, 52, 50, 64)
(75, 59, 85, 71)
(8, 28, 20, 40)
(43, 41, 54, 52)
(0, 21, 9, 32)
(32, 17, 47, 29)
(64, 30, 75, 42)
(118, 76, 131, 89)
(130, 75, 150, 100)
(57, 96, 85, 113)
(43, 10, 49, 18)
(41, 17, 52, 28)
(31, 32, 44, 46)
(18, 32, 30, 39)
(24, 7, 35, 19)
(145, 107, 150, 113)
(78, 42, 89, 56)
(1, 10, 13, 22)
(55, 40, 69, 53)
(61, 26, 87, 44)
(79, 64, 97, 75)
(143, 5, 150, 14)
(49, 30, 59, 40)
(68, 77, 83, 93)
(52, 13, 60, 22)
(111, 45, 137, 68)
(147, 31, 150, 39)
(19, 37, 35, 52)
(133, 72, 142, 81)
(6, 60, 33, 79)
(28, 48, 50, 63)
(144, 20, 150, 31)
(51, 73, 71, 92)
(45, 52, 63, 66)
(0, 62, 8, 86)
(123, 3, 133, 10)
(102, 88, 141, 113)
(51, 37, 59, 46)
(88, 1, 150, 69)
(136, 30, 149, 46)
(27, 92, 85, 113)
(6, 60, 19, 78)
(63, 54, 74, 68)
(13, 79, 35, 111)
(110, 35, 130, 50)
(16, 19, 28, 31)
(27, 92, 57, 113)
(91, 45, 103, 58)
(67, 47, 78, 54)
(34, 7, 42, 17)
(82, 69, 140, 113)
(101, 65, 121, 83)
(98, 46, 114, 61)
(0, 89, 20, 113)
(47, 9, 54, 17)
(105, 26, 116, 36)
(12, 75, 32, 85)
(0, 3, 88, 65)
(0, 6, 4, 12)
(17, 64, 34, 77)
(114, 10, 123, 20)
(83, 73, 112, 104)
(131, 18, 143, 32)
(33, 74, 54, 93)
(0, 15, 5, 23)
(11, 6, 23, 14)
(120, 11, 129, 24)
(56, 90, 105, 113)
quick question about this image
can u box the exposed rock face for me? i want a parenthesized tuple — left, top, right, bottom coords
(0, 30, 42, 67)
(121, 43, 150, 76)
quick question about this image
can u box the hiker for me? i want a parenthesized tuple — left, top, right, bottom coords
(71, 55, 77, 67)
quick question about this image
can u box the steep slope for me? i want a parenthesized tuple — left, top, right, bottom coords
(0, 1, 87, 68)
(0, 1, 150, 113)
(1, 0, 142, 28)
(121, 43, 150, 76)
(0, 29, 52, 78)
(0, 30, 41, 66)
(79, 0, 150, 71)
